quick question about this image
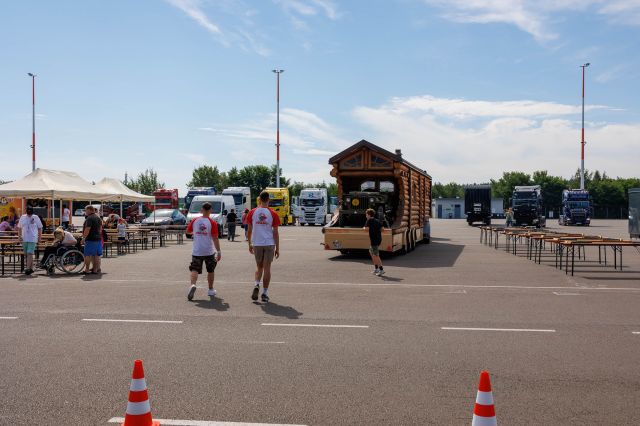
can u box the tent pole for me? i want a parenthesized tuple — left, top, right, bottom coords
(120, 197, 123, 218)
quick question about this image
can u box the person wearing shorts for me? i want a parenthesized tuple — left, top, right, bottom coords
(247, 191, 280, 302)
(186, 202, 222, 301)
(17, 206, 43, 275)
(82, 205, 103, 274)
(363, 208, 385, 276)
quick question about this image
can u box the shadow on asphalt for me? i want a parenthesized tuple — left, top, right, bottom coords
(328, 241, 464, 268)
(256, 301, 303, 319)
(194, 297, 230, 311)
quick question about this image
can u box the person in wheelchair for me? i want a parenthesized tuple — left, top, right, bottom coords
(41, 227, 79, 274)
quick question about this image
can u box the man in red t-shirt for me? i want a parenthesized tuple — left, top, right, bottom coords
(186, 202, 222, 301)
(246, 191, 280, 302)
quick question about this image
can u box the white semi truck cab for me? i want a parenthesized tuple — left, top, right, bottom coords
(298, 188, 328, 226)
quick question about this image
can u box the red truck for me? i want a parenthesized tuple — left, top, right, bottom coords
(147, 188, 179, 211)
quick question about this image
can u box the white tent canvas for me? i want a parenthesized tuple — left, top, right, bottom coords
(0, 169, 114, 201)
(94, 178, 154, 202)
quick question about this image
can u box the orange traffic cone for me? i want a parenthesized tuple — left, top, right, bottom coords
(121, 360, 160, 426)
(472, 371, 497, 426)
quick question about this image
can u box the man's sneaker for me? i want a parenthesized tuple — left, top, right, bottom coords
(207, 289, 217, 298)
(187, 285, 197, 301)
(251, 286, 260, 301)
(24, 268, 33, 276)
(372, 269, 379, 275)
(261, 293, 270, 303)
(377, 269, 386, 276)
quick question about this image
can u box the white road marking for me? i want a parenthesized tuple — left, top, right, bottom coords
(108, 417, 306, 425)
(0, 316, 18, 320)
(632, 332, 640, 335)
(262, 323, 369, 328)
(82, 319, 183, 324)
(441, 327, 556, 333)
(552, 292, 582, 296)
(29, 278, 640, 292)
(240, 341, 286, 344)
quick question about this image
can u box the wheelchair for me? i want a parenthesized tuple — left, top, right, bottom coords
(38, 244, 86, 275)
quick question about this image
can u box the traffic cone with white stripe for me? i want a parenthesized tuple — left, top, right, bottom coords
(472, 370, 497, 426)
(121, 360, 160, 426)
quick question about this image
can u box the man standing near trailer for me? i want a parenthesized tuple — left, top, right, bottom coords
(247, 191, 280, 302)
(363, 208, 385, 276)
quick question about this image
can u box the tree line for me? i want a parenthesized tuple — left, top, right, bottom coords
(433, 170, 640, 219)
(124, 165, 337, 207)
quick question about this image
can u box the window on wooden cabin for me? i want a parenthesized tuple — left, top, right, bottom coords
(340, 153, 363, 169)
(370, 153, 392, 169)
(380, 181, 395, 192)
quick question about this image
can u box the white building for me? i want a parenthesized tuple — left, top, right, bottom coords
(432, 197, 506, 219)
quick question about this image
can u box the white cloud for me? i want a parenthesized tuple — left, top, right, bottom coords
(274, 0, 341, 31)
(183, 153, 206, 164)
(165, 0, 271, 56)
(595, 64, 625, 83)
(166, 0, 226, 38)
(598, 0, 640, 25)
(352, 94, 639, 182)
(423, 0, 640, 42)
(384, 95, 608, 118)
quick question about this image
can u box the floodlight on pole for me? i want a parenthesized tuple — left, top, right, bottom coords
(580, 63, 590, 190)
(272, 69, 284, 188)
(28, 73, 37, 171)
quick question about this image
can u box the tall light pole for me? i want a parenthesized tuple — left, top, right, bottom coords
(272, 69, 284, 188)
(28, 73, 37, 171)
(580, 63, 590, 190)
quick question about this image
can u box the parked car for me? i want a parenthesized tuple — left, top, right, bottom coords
(141, 209, 186, 226)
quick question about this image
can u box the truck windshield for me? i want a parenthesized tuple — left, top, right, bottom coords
(302, 198, 323, 207)
(269, 199, 284, 207)
(189, 201, 222, 214)
(228, 194, 243, 205)
(568, 201, 589, 208)
(513, 191, 535, 199)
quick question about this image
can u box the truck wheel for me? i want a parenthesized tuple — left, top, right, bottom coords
(284, 216, 288, 226)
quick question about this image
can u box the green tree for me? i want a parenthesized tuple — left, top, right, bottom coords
(432, 182, 464, 199)
(187, 165, 227, 191)
(237, 165, 274, 207)
(125, 168, 164, 195)
(225, 167, 241, 187)
(532, 170, 567, 214)
(490, 171, 532, 206)
(568, 169, 594, 189)
(270, 164, 290, 187)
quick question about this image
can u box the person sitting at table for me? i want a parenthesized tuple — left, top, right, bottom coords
(41, 227, 78, 274)
(0, 216, 13, 233)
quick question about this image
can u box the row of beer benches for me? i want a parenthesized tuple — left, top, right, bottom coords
(479, 225, 640, 276)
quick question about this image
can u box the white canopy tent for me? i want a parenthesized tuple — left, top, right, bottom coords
(0, 169, 115, 200)
(94, 178, 154, 217)
(0, 169, 115, 226)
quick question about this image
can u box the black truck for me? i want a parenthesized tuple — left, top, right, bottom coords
(465, 185, 492, 225)
(512, 185, 546, 227)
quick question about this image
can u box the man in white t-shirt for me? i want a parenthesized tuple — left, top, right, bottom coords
(247, 191, 280, 302)
(17, 206, 43, 275)
(61, 204, 71, 229)
(186, 202, 222, 301)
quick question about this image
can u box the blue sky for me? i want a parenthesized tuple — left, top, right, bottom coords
(1, 0, 639, 193)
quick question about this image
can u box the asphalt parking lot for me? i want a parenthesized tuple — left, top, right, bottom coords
(1, 219, 639, 425)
